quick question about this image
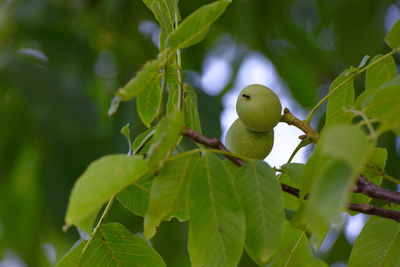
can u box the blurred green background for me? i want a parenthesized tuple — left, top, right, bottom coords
(1, 0, 400, 266)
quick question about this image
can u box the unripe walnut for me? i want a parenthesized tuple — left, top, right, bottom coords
(225, 119, 274, 160)
(236, 84, 282, 132)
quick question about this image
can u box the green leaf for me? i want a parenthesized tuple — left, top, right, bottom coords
(365, 54, 397, 92)
(188, 152, 245, 267)
(280, 163, 304, 187)
(235, 160, 285, 265)
(117, 175, 153, 217)
(137, 79, 162, 128)
(269, 221, 327, 267)
(183, 84, 202, 134)
(116, 57, 163, 101)
(55, 240, 86, 267)
(364, 76, 400, 133)
(326, 73, 355, 126)
(147, 110, 184, 170)
(385, 19, 400, 49)
(167, 0, 231, 49)
(80, 223, 166, 266)
(65, 155, 148, 229)
(144, 152, 199, 239)
(304, 124, 373, 239)
(348, 216, 400, 267)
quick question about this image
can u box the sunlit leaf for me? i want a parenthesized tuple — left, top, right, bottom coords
(147, 110, 184, 170)
(385, 19, 400, 49)
(348, 216, 400, 267)
(365, 54, 397, 91)
(188, 152, 245, 267)
(55, 240, 86, 267)
(117, 175, 153, 217)
(235, 160, 284, 265)
(144, 152, 199, 239)
(326, 72, 355, 126)
(80, 223, 166, 266)
(137, 79, 162, 128)
(65, 155, 148, 228)
(167, 0, 231, 49)
(116, 57, 163, 101)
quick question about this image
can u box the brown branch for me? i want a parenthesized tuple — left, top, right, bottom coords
(280, 108, 319, 143)
(348, 203, 400, 222)
(353, 175, 400, 204)
(182, 126, 400, 223)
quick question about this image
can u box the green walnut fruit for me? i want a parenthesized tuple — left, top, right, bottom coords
(236, 84, 282, 132)
(225, 119, 274, 160)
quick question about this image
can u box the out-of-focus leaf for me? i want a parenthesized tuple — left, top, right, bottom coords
(304, 124, 372, 239)
(167, 0, 231, 49)
(65, 155, 148, 229)
(235, 160, 284, 265)
(188, 152, 245, 267)
(183, 84, 202, 134)
(385, 19, 400, 49)
(80, 223, 166, 266)
(326, 72, 355, 126)
(144, 152, 199, 239)
(348, 216, 400, 267)
(365, 54, 397, 91)
(268, 221, 327, 267)
(116, 57, 163, 101)
(55, 240, 86, 267)
(147, 110, 184, 170)
(280, 163, 304, 186)
(137, 79, 162, 128)
(117, 175, 153, 217)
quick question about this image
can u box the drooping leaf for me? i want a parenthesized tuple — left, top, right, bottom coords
(385, 19, 400, 49)
(117, 175, 153, 217)
(188, 152, 245, 267)
(235, 160, 285, 265)
(116, 57, 163, 101)
(326, 72, 355, 126)
(137, 79, 162, 128)
(65, 155, 148, 229)
(147, 110, 184, 170)
(365, 54, 397, 92)
(80, 223, 166, 267)
(55, 240, 86, 267)
(268, 222, 327, 267)
(348, 216, 400, 267)
(144, 152, 199, 239)
(167, 0, 231, 49)
(304, 124, 373, 239)
(183, 84, 202, 134)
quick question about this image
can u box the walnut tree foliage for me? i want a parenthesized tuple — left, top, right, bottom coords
(52, 1, 400, 266)
(2, 1, 400, 266)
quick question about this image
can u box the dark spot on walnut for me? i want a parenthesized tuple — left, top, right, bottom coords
(242, 94, 250, 100)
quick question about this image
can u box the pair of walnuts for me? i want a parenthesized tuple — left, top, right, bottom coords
(225, 84, 282, 160)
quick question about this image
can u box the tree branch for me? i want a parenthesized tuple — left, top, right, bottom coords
(280, 108, 319, 143)
(353, 175, 400, 204)
(182, 126, 400, 223)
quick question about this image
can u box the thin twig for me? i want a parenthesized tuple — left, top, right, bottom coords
(353, 175, 400, 204)
(280, 108, 319, 143)
(348, 203, 400, 222)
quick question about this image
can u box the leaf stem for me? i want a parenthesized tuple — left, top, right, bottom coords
(156, 65, 167, 120)
(305, 48, 400, 124)
(346, 109, 377, 141)
(81, 196, 115, 256)
(174, 12, 184, 111)
(287, 140, 310, 164)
